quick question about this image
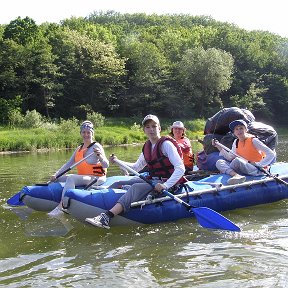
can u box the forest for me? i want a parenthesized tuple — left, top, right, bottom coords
(1, 11, 288, 125)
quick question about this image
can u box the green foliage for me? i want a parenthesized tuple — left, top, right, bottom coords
(1, 13, 288, 123)
(61, 17, 117, 44)
(47, 27, 126, 117)
(230, 83, 271, 117)
(130, 122, 141, 131)
(177, 47, 234, 117)
(7, 109, 24, 127)
(3, 16, 39, 45)
(86, 112, 105, 128)
(0, 96, 23, 124)
(0, 116, 179, 151)
(184, 119, 206, 133)
(20, 110, 44, 128)
(23, 38, 62, 118)
(94, 126, 146, 145)
(58, 117, 79, 133)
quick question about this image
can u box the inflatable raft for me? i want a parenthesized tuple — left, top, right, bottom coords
(20, 175, 136, 212)
(62, 162, 288, 226)
(18, 162, 288, 226)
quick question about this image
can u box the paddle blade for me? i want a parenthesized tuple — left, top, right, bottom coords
(6, 192, 25, 206)
(191, 207, 240, 232)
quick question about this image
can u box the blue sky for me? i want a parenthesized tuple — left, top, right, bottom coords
(1, 0, 287, 38)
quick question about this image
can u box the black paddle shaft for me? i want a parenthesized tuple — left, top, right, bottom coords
(131, 170, 194, 210)
(257, 165, 288, 186)
(214, 140, 288, 186)
(113, 158, 241, 231)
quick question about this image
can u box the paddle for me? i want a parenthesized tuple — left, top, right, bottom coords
(6, 151, 95, 206)
(214, 140, 288, 186)
(84, 172, 105, 190)
(6, 192, 25, 206)
(36, 151, 95, 186)
(112, 157, 241, 232)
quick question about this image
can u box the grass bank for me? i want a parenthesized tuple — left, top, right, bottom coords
(0, 118, 206, 152)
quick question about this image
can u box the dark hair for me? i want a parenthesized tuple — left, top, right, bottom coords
(169, 128, 186, 137)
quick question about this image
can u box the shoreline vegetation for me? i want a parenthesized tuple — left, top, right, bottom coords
(2, 14, 288, 126)
(1, 114, 286, 155)
(0, 117, 206, 154)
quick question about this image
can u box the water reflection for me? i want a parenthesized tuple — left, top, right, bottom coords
(1, 138, 288, 287)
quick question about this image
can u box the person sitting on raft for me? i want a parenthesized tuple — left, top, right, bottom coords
(85, 114, 185, 229)
(212, 119, 276, 185)
(169, 121, 194, 172)
(50, 120, 109, 198)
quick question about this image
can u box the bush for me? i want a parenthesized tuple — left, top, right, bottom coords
(41, 121, 58, 131)
(130, 122, 141, 131)
(183, 119, 206, 132)
(87, 112, 105, 128)
(58, 117, 79, 133)
(21, 110, 44, 128)
(8, 109, 24, 127)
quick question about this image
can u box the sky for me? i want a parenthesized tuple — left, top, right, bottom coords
(1, 0, 287, 38)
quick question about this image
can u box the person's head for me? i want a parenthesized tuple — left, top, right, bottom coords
(170, 121, 186, 138)
(80, 120, 94, 140)
(229, 119, 248, 137)
(142, 114, 161, 139)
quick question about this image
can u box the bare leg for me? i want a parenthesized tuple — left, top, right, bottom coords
(110, 202, 124, 215)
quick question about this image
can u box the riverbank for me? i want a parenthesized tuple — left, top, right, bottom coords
(2, 118, 286, 153)
(0, 118, 205, 152)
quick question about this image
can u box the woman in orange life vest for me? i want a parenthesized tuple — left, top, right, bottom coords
(50, 120, 109, 196)
(212, 119, 276, 185)
(169, 121, 194, 172)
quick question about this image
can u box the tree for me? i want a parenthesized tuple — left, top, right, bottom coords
(119, 39, 171, 116)
(1, 13, 288, 123)
(177, 47, 234, 117)
(61, 17, 117, 45)
(22, 38, 63, 117)
(0, 95, 22, 124)
(3, 17, 39, 45)
(48, 28, 126, 117)
(230, 83, 270, 118)
(261, 74, 288, 123)
(0, 39, 25, 100)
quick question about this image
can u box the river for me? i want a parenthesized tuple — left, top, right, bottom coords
(1, 137, 288, 287)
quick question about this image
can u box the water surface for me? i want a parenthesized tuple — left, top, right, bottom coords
(1, 139, 288, 287)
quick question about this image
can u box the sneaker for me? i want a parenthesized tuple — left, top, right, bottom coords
(61, 207, 70, 215)
(227, 175, 246, 185)
(85, 212, 111, 229)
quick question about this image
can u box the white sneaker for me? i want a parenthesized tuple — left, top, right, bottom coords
(85, 213, 111, 229)
(61, 207, 70, 214)
(227, 175, 246, 185)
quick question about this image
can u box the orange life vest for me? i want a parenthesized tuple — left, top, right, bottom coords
(177, 137, 194, 169)
(75, 145, 107, 176)
(236, 136, 265, 162)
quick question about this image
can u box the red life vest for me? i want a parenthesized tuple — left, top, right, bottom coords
(142, 136, 183, 179)
(236, 135, 266, 162)
(75, 143, 107, 176)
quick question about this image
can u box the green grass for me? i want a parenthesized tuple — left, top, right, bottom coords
(2, 118, 286, 152)
(0, 118, 205, 152)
